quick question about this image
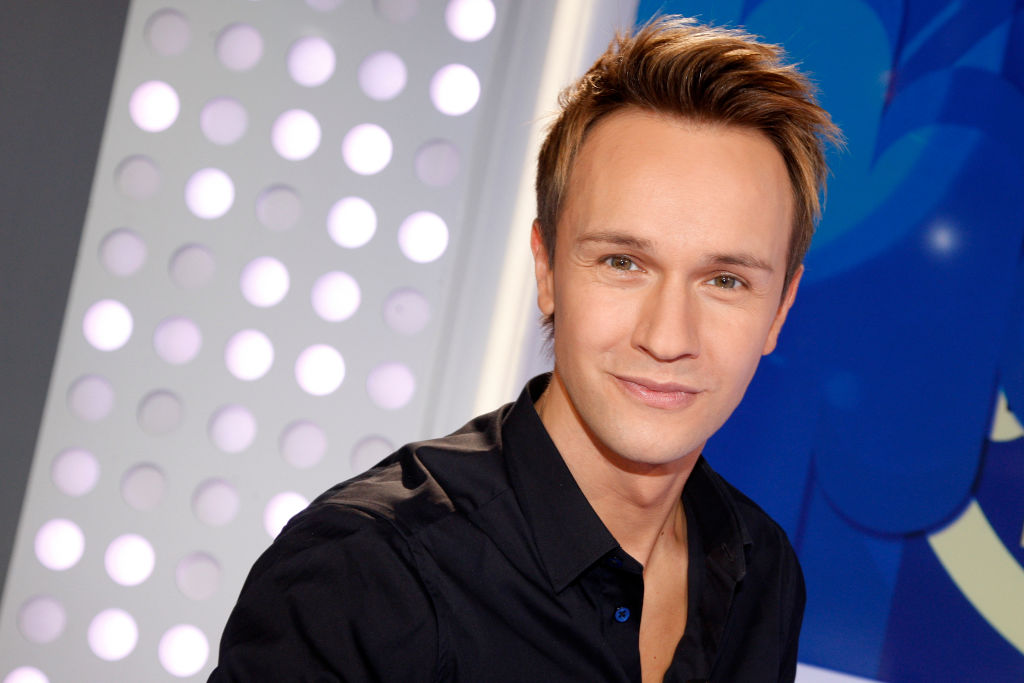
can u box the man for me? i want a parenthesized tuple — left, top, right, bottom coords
(211, 16, 839, 682)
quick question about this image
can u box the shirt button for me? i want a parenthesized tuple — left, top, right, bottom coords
(614, 607, 631, 623)
(607, 555, 623, 568)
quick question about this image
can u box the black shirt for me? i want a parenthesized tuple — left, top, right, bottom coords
(211, 375, 804, 682)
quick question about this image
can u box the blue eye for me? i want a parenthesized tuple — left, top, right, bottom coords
(605, 255, 638, 271)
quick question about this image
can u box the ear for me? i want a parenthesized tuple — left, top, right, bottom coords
(762, 264, 803, 355)
(531, 221, 555, 316)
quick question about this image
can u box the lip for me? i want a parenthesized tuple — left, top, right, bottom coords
(614, 375, 701, 409)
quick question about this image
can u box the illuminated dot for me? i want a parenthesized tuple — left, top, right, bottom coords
(398, 211, 449, 263)
(280, 421, 327, 469)
(67, 374, 114, 422)
(446, 0, 495, 41)
(367, 362, 416, 410)
(116, 156, 160, 199)
(99, 228, 147, 277)
(240, 256, 289, 307)
(129, 80, 179, 132)
(169, 244, 215, 289)
(295, 344, 345, 396)
(327, 196, 376, 248)
(145, 9, 190, 56)
(34, 519, 84, 571)
(927, 220, 960, 256)
(415, 140, 460, 187)
(264, 492, 308, 538)
(104, 534, 155, 587)
(342, 123, 392, 175)
(351, 435, 392, 472)
(121, 464, 165, 511)
(153, 317, 201, 365)
(83, 299, 133, 351)
(383, 288, 431, 335)
(256, 185, 302, 232)
(18, 596, 66, 644)
(216, 24, 263, 71)
(185, 168, 234, 219)
(137, 390, 183, 435)
(376, 0, 418, 22)
(431, 64, 480, 116)
(208, 405, 257, 453)
(159, 625, 209, 678)
(2, 667, 48, 683)
(176, 552, 221, 601)
(51, 448, 100, 497)
(272, 109, 321, 161)
(225, 329, 274, 381)
(312, 271, 361, 322)
(288, 36, 335, 87)
(200, 97, 248, 146)
(193, 479, 240, 526)
(87, 608, 137, 661)
(357, 51, 406, 101)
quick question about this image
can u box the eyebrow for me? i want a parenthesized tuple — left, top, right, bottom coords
(575, 232, 653, 251)
(703, 253, 775, 274)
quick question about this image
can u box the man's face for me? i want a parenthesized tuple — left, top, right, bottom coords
(532, 108, 801, 469)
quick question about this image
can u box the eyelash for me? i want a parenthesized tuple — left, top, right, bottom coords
(603, 255, 640, 271)
(707, 274, 745, 290)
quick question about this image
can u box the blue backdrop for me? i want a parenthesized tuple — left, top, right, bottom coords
(636, 0, 1024, 679)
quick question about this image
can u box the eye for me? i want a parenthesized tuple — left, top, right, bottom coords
(604, 255, 639, 271)
(708, 274, 744, 289)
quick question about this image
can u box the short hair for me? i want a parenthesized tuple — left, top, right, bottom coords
(535, 16, 842, 303)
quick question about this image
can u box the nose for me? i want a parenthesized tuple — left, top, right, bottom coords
(632, 278, 701, 362)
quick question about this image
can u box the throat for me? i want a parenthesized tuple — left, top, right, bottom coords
(638, 505, 689, 682)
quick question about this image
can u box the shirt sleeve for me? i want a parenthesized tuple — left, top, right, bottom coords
(209, 504, 439, 682)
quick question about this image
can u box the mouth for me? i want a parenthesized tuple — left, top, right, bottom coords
(614, 375, 701, 409)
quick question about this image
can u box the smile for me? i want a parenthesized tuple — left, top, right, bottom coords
(614, 375, 701, 410)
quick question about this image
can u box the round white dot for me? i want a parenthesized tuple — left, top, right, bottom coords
(104, 534, 155, 587)
(18, 596, 66, 644)
(327, 196, 376, 248)
(295, 344, 345, 396)
(312, 271, 361, 322)
(240, 256, 290, 307)
(376, 0, 418, 22)
(153, 317, 202, 364)
(145, 9, 190, 56)
(176, 552, 221, 601)
(357, 51, 407, 101)
(342, 123, 392, 175)
(446, 0, 496, 41)
(87, 608, 138, 661)
(83, 299, 133, 351)
(431, 64, 480, 116)
(256, 185, 302, 231)
(383, 288, 431, 335)
(34, 519, 84, 571)
(129, 80, 179, 132)
(193, 479, 240, 526)
(415, 140, 460, 187)
(398, 211, 449, 263)
(51, 448, 100, 497)
(288, 36, 336, 87)
(279, 421, 327, 469)
(99, 228, 147, 277)
(116, 156, 160, 199)
(200, 97, 248, 145)
(185, 168, 234, 219)
(351, 435, 393, 472)
(2, 667, 49, 683)
(121, 464, 165, 511)
(169, 244, 216, 289)
(367, 362, 416, 410)
(225, 329, 274, 381)
(216, 24, 263, 71)
(264, 492, 308, 538)
(159, 624, 210, 677)
(67, 374, 114, 421)
(208, 405, 257, 453)
(272, 109, 321, 161)
(137, 390, 184, 435)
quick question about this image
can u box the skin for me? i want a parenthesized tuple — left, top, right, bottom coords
(530, 108, 801, 682)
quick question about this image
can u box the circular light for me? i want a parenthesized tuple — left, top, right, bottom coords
(342, 123, 392, 175)
(288, 36, 336, 87)
(116, 155, 160, 200)
(430, 63, 480, 116)
(87, 608, 138, 661)
(240, 256, 289, 307)
(208, 405, 257, 453)
(137, 390, 183, 435)
(367, 362, 416, 410)
(446, 0, 495, 41)
(34, 519, 84, 571)
(272, 109, 321, 161)
(145, 9, 190, 56)
(193, 479, 240, 526)
(51, 448, 100, 497)
(169, 244, 215, 289)
(176, 552, 221, 601)
(312, 271, 361, 322)
(99, 228, 147, 277)
(200, 97, 248, 145)
(153, 317, 202, 364)
(398, 211, 449, 263)
(83, 299, 133, 351)
(280, 420, 327, 469)
(264, 492, 308, 538)
(295, 344, 345, 396)
(327, 196, 376, 248)
(414, 140, 460, 187)
(104, 534, 156, 587)
(256, 185, 301, 231)
(129, 80, 179, 132)
(121, 464, 165, 511)
(185, 168, 234, 219)
(159, 624, 209, 677)
(357, 51, 407, 101)
(225, 329, 274, 381)
(351, 435, 393, 473)
(67, 374, 114, 422)
(216, 24, 263, 71)
(383, 288, 431, 335)
(2, 667, 49, 683)
(18, 595, 66, 644)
